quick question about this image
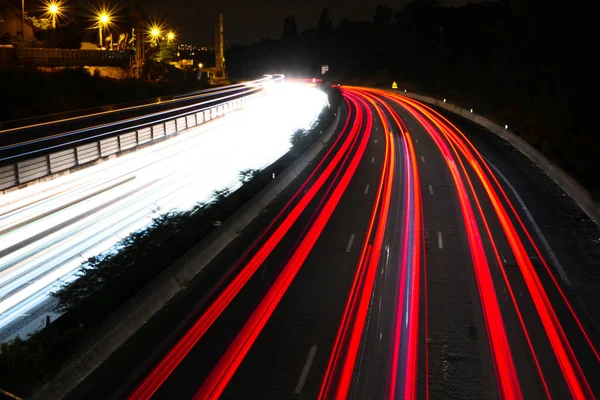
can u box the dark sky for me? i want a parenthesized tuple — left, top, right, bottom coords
(145, 0, 474, 46)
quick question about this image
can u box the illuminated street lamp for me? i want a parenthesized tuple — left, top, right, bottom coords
(98, 12, 109, 47)
(49, 3, 58, 28)
(167, 31, 175, 43)
(43, 0, 63, 29)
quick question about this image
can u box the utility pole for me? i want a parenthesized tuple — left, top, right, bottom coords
(215, 10, 225, 78)
(21, 0, 25, 43)
(131, 0, 143, 78)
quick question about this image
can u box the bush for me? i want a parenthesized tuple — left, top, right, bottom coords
(239, 168, 261, 184)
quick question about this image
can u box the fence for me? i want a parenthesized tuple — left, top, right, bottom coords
(0, 92, 264, 192)
(12, 47, 131, 66)
(17, 48, 130, 60)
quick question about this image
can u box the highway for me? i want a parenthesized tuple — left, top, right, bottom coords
(0, 78, 273, 163)
(15, 87, 600, 399)
(0, 81, 327, 342)
(60, 87, 600, 400)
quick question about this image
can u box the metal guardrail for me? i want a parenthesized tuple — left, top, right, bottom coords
(0, 91, 264, 192)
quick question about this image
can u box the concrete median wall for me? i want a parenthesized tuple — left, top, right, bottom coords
(31, 104, 343, 400)
(399, 91, 600, 226)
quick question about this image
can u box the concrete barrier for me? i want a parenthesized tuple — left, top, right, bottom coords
(31, 104, 343, 400)
(399, 91, 600, 226)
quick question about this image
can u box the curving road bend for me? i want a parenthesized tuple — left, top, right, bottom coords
(65, 88, 599, 400)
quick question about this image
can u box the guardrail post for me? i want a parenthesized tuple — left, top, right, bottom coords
(47, 154, 51, 175)
(14, 164, 19, 185)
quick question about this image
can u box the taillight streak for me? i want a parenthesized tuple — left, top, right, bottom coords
(129, 97, 362, 400)
(357, 90, 425, 400)
(415, 100, 600, 365)
(193, 91, 375, 400)
(383, 94, 523, 400)
(319, 89, 396, 399)
(393, 94, 594, 399)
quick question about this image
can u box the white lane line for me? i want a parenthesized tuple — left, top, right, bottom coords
(374, 139, 378, 144)
(421, 156, 425, 163)
(294, 345, 318, 394)
(428, 184, 434, 195)
(486, 161, 571, 286)
(438, 231, 443, 249)
(346, 233, 356, 252)
(415, 138, 419, 144)
(364, 184, 370, 195)
(372, 157, 375, 163)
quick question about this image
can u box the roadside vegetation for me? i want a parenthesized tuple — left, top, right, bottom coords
(0, 85, 341, 397)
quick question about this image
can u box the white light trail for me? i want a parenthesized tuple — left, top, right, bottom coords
(0, 81, 327, 338)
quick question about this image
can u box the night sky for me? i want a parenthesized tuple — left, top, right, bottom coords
(145, 0, 474, 46)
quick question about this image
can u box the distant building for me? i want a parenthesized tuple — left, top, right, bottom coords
(0, 0, 34, 41)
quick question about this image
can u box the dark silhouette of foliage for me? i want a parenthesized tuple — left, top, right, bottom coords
(282, 15, 298, 41)
(226, 0, 598, 197)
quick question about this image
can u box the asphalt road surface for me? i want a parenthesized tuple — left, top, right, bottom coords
(65, 88, 600, 400)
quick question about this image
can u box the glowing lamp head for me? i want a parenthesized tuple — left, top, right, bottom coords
(49, 3, 58, 14)
(100, 13, 109, 24)
(152, 28, 160, 37)
(167, 32, 174, 40)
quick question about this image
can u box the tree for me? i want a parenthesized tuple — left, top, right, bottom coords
(373, 4, 393, 28)
(154, 41, 176, 62)
(317, 7, 332, 35)
(239, 169, 260, 183)
(282, 15, 298, 40)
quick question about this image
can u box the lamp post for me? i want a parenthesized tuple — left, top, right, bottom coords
(98, 13, 109, 47)
(151, 27, 160, 45)
(167, 31, 174, 44)
(48, 2, 58, 28)
(21, 0, 25, 42)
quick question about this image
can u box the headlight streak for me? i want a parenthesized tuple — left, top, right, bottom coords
(0, 76, 276, 137)
(0, 81, 325, 336)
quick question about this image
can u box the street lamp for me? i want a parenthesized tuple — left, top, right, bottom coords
(98, 12, 109, 47)
(167, 31, 174, 43)
(48, 2, 58, 28)
(43, 0, 63, 29)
